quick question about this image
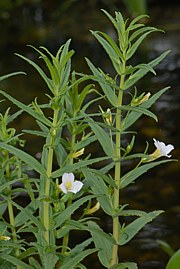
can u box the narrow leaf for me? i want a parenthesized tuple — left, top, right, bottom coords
(61, 249, 97, 269)
(121, 159, 173, 188)
(0, 72, 26, 82)
(110, 262, 138, 269)
(86, 58, 117, 106)
(54, 195, 93, 228)
(83, 169, 114, 216)
(118, 210, 163, 245)
(123, 50, 171, 90)
(0, 90, 52, 127)
(0, 142, 46, 176)
(15, 53, 54, 93)
(88, 221, 115, 268)
(0, 254, 33, 269)
(122, 87, 170, 131)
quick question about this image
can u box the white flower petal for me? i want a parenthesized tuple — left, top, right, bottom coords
(153, 138, 174, 158)
(62, 173, 74, 184)
(59, 182, 68, 194)
(71, 181, 83, 194)
(59, 173, 83, 194)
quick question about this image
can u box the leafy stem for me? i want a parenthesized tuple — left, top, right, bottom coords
(61, 121, 76, 253)
(43, 108, 59, 244)
(111, 59, 126, 266)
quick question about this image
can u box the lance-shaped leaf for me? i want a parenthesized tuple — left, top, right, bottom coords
(0, 90, 52, 127)
(86, 58, 117, 106)
(126, 27, 160, 60)
(118, 210, 163, 245)
(0, 254, 33, 269)
(54, 195, 93, 229)
(123, 50, 171, 90)
(83, 169, 114, 216)
(120, 159, 173, 189)
(120, 105, 158, 122)
(15, 52, 54, 93)
(60, 248, 97, 269)
(88, 118, 114, 157)
(0, 142, 46, 176)
(88, 221, 115, 268)
(41, 253, 59, 269)
(110, 262, 138, 269)
(0, 71, 26, 82)
(52, 156, 110, 178)
(90, 30, 122, 74)
(122, 86, 170, 131)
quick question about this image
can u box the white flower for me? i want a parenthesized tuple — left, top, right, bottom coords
(59, 173, 83, 194)
(150, 138, 174, 159)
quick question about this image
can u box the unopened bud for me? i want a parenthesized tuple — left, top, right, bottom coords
(85, 202, 100, 214)
(71, 148, 85, 158)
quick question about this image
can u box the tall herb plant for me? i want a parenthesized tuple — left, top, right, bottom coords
(0, 10, 175, 269)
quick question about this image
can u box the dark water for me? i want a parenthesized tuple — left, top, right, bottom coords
(0, 2, 179, 268)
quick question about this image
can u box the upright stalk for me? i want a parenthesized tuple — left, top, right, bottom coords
(43, 109, 59, 244)
(5, 151, 20, 268)
(111, 60, 126, 266)
(61, 123, 76, 253)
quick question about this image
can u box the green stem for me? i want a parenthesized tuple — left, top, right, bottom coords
(111, 60, 126, 266)
(61, 124, 76, 253)
(43, 109, 59, 244)
(5, 152, 20, 268)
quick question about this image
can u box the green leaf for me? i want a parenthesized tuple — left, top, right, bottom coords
(54, 195, 93, 229)
(0, 142, 46, 176)
(120, 105, 158, 122)
(118, 210, 163, 245)
(1, 195, 44, 231)
(0, 254, 33, 269)
(41, 253, 59, 269)
(15, 199, 39, 226)
(120, 159, 173, 188)
(157, 240, 175, 257)
(0, 90, 52, 127)
(0, 72, 26, 82)
(110, 262, 138, 269)
(23, 129, 48, 137)
(0, 178, 22, 193)
(91, 31, 121, 73)
(88, 221, 115, 268)
(86, 58, 117, 106)
(61, 248, 97, 269)
(122, 87, 170, 131)
(83, 169, 114, 216)
(52, 156, 109, 178)
(29, 257, 42, 269)
(166, 249, 180, 269)
(88, 118, 114, 157)
(113, 209, 150, 218)
(67, 238, 93, 257)
(15, 52, 54, 93)
(123, 50, 171, 90)
(127, 28, 159, 60)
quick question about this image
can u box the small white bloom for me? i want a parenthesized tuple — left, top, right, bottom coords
(59, 173, 83, 194)
(150, 138, 174, 159)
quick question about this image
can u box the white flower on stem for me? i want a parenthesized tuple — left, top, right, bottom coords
(59, 173, 83, 194)
(150, 138, 174, 159)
